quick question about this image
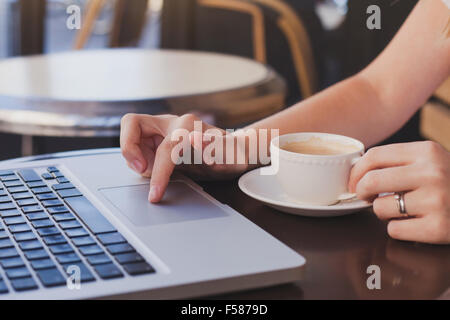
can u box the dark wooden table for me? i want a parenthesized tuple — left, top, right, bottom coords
(2, 149, 449, 300)
(201, 180, 450, 300)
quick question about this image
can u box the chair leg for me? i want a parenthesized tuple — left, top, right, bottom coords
(73, 0, 107, 50)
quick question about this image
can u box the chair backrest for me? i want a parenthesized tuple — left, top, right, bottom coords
(74, 0, 148, 50)
(161, 0, 318, 105)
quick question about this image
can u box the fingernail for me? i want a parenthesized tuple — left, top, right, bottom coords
(149, 185, 160, 203)
(131, 160, 143, 173)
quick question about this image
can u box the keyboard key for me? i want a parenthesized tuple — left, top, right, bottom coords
(22, 205, 44, 214)
(30, 258, 56, 270)
(47, 206, 70, 214)
(9, 223, 31, 233)
(59, 220, 81, 229)
(14, 232, 37, 242)
(4, 216, 26, 225)
(42, 199, 64, 208)
(1, 175, 18, 182)
(47, 167, 59, 173)
(65, 196, 116, 235)
(5, 266, 31, 279)
(7, 186, 28, 193)
(115, 252, 144, 264)
(79, 244, 103, 256)
(107, 243, 135, 255)
(24, 249, 49, 260)
(31, 187, 52, 195)
(12, 192, 33, 200)
(26, 212, 48, 221)
(3, 180, 23, 188)
(57, 188, 82, 199)
(10, 277, 38, 292)
(86, 254, 111, 265)
(55, 253, 81, 264)
(97, 232, 127, 245)
(37, 227, 60, 237)
(0, 170, 14, 176)
(0, 238, 14, 249)
(52, 212, 75, 222)
(0, 209, 21, 218)
(94, 263, 123, 279)
(36, 193, 57, 201)
(41, 173, 54, 180)
(62, 262, 96, 283)
(53, 171, 65, 178)
(31, 219, 54, 229)
(43, 234, 67, 246)
(122, 262, 155, 276)
(0, 195, 11, 203)
(0, 257, 25, 269)
(0, 202, 16, 211)
(0, 247, 19, 258)
(0, 280, 8, 294)
(17, 169, 42, 183)
(71, 236, 96, 247)
(53, 183, 74, 191)
(19, 240, 43, 251)
(36, 268, 66, 287)
(27, 181, 46, 188)
(17, 198, 38, 207)
(65, 227, 89, 238)
(57, 177, 69, 184)
(49, 243, 74, 254)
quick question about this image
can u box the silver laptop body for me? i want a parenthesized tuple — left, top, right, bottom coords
(0, 150, 305, 299)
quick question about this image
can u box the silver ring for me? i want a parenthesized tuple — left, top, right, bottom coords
(394, 192, 407, 214)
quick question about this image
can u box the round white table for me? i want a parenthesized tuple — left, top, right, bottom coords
(0, 49, 286, 155)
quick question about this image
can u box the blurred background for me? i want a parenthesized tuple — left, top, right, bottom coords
(0, 0, 448, 161)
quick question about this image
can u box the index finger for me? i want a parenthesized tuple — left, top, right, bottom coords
(148, 136, 179, 203)
(120, 114, 147, 173)
(349, 142, 420, 192)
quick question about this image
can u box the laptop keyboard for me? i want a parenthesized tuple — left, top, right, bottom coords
(0, 167, 155, 295)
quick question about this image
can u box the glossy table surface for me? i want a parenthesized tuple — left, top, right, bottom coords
(0, 49, 285, 136)
(3, 149, 449, 300)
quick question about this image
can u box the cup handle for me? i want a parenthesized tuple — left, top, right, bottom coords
(337, 156, 363, 202)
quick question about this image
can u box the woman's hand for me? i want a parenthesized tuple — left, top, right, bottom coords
(120, 113, 251, 203)
(349, 141, 450, 244)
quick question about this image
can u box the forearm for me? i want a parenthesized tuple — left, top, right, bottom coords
(247, 73, 400, 148)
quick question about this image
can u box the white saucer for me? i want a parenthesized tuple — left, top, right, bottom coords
(238, 168, 372, 217)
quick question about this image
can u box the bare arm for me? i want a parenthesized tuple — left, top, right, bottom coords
(248, 0, 450, 147)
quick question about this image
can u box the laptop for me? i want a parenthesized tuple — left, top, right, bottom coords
(0, 149, 305, 299)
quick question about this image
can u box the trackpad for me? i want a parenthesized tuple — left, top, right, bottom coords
(99, 181, 227, 226)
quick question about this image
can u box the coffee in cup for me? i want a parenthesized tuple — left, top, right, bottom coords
(270, 133, 364, 206)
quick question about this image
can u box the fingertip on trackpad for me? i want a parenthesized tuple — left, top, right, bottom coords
(100, 181, 228, 226)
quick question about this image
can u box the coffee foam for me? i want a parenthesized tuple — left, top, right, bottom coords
(281, 137, 359, 156)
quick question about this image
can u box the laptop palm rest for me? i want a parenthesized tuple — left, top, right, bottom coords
(99, 181, 227, 226)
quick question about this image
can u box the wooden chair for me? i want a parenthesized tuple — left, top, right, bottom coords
(74, 0, 148, 49)
(162, 0, 318, 105)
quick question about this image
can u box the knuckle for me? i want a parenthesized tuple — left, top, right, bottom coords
(364, 147, 380, 162)
(428, 216, 450, 243)
(387, 221, 400, 239)
(431, 191, 448, 210)
(428, 164, 448, 184)
(372, 198, 384, 214)
(358, 171, 378, 194)
(121, 113, 138, 126)
(180, 113, 198, 124)
(423, 141, 442, 157)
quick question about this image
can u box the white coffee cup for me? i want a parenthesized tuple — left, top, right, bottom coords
(270, 132, 365, 206)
